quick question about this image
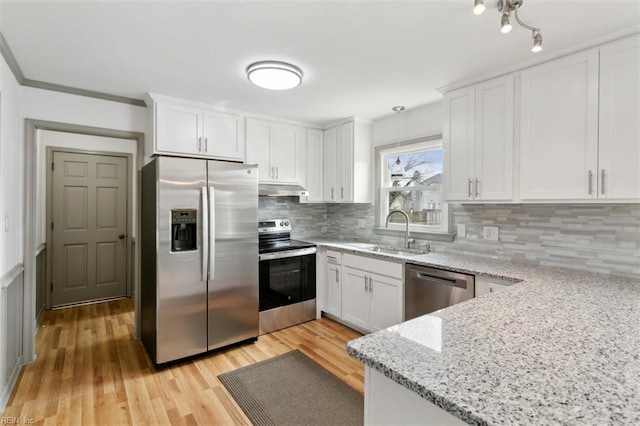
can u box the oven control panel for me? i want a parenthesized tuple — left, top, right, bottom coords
(258, 219, 292, 234)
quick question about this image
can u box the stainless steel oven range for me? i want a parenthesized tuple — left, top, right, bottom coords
(258, 219, 316, 335)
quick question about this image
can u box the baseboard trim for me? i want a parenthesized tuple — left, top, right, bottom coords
(0, 355, 24, 412)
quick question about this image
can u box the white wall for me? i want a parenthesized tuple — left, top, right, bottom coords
(372, 101, 442, 147)
(36, 131, 138, 247)
(1, 53, 23, 276)
(21, 87, 147, 136)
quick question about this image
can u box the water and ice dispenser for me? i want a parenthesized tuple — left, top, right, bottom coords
(171, 210, 197, 252)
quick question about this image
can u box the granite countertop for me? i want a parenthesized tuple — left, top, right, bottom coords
(311, 239, 640, 425)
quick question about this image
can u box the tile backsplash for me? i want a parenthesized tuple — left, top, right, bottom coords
(258, 197, 327, 238)
(259, 196, 640, 278)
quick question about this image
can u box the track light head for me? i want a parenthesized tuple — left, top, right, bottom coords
(500, 13, 512, 33)
(531, 31, 543, 52)
(473, 0, 486, 15)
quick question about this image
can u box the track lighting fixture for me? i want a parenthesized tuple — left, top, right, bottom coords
(473, 0, 486, 15)
(475, 0, 543, 52)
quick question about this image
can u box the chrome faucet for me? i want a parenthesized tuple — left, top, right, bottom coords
(385, 210, 414, 250)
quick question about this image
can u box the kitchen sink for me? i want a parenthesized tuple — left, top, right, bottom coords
(365, 244, 429, 256)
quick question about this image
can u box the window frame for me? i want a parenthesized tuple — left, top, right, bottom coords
(374, 135, 452, 238)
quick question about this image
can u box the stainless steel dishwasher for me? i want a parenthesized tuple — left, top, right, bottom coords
(404, 263, 475, 320)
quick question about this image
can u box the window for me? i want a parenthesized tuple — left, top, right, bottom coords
(377, 137, 448, 233)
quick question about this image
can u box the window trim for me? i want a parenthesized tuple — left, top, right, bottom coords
(374, 134, 453, 239)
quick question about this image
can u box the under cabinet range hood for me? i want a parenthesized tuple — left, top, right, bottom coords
(259, 183, 308, 197)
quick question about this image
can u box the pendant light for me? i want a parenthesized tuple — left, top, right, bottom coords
(390, 106, 406, 180)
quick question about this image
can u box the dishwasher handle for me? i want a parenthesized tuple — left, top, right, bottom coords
(416, 273, 458, 287)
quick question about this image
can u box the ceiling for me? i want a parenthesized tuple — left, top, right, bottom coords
(2, 1, 639, 126)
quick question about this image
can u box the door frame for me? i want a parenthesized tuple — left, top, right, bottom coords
(24, 119, 145, 364)
(45, 147, 133, 309)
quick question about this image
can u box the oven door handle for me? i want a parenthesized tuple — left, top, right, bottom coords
(259, 247, 317, 261)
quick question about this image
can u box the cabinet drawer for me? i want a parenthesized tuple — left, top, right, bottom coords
(326, 250, 342, 265)
(343, 253, 402, 279)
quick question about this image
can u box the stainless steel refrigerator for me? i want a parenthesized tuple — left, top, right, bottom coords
(141, 156, 259, 364)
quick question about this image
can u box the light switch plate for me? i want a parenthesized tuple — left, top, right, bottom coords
(456, 224, 466, 238)
(483, 226, 499, 241)
(357, 218, 366, 229)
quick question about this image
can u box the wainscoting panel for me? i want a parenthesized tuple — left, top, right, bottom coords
(1, 264, 25, 410)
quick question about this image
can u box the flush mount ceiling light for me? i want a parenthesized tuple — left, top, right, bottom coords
(246, 61, 303, 90)
(475, 0, 543, 52)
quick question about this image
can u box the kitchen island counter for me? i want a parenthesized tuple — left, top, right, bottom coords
(312, 240, 640, 425)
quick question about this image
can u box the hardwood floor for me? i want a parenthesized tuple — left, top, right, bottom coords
(2, 299, 364, 425)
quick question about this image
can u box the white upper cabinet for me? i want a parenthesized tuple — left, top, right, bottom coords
(444, 75, 514, 202)
(202, 110, 243, 161)
(443, 86, 476, 201)
(323, 119, 372, 203)
(156, 103, 202, 156)
(519, 49, 600, 200)
(323, 127, 338, 201)
(148, 94, 244, 161)
(598, 36, 640, 200)
(301, 128, 324, 203)
(474, 76, 514, 201)
(245, 117, 305, 184)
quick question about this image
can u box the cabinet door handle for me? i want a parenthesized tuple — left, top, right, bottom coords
(336, 269, 339, 283)
(204, 137, 208, 153)
(369, 276, 373, 293)
(271, 167, 275, 178)
(341, 187, 344, 200)
(475, 179, 480, 198)
(198, 137, 202, 152)
(601, 169, 606, 195)
(588, 170, 594, 195)
(468, 179, 473, 198)
(364, 276, 368, 292)
(331, 187, 335, 200)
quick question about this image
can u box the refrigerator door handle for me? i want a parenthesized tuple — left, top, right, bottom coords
(208, 186, 216, 281)
(201, 186, 209, 283)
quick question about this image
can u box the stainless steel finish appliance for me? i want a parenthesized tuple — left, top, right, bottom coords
(258, 183, 308, 197)
(258, 219, 316, 334)
(141, 157, 259, 365)
(404, 263, 475, 321)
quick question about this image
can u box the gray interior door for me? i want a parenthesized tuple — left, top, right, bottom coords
(51, 151, 128, 306)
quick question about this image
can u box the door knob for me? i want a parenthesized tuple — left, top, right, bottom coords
(119, 234, 125, 239)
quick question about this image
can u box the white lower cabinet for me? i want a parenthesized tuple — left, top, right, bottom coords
(324, 250, 343, 318)
(342, 267, 370, 331)
(341, 253, 403, 334)
(475, 275, 514, 297)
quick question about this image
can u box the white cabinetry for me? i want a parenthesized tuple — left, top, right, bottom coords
(246, 118, 305, 184)
(147, 94, 243, 161)
(519, 49, 600, 200)
(341, 253, 403, 333)
(520, 39, 640, 202)
(598, 36, 640, 200)
(323, 120, 372, 203)
(301, 128, 324, 202)
(324, 250, 342, 318)
(475, 275, 514, 297)
(444, 75, 514, 202)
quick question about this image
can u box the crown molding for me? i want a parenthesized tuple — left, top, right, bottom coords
(0, 31, 146, 107)
(0, 32, 25, 84)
